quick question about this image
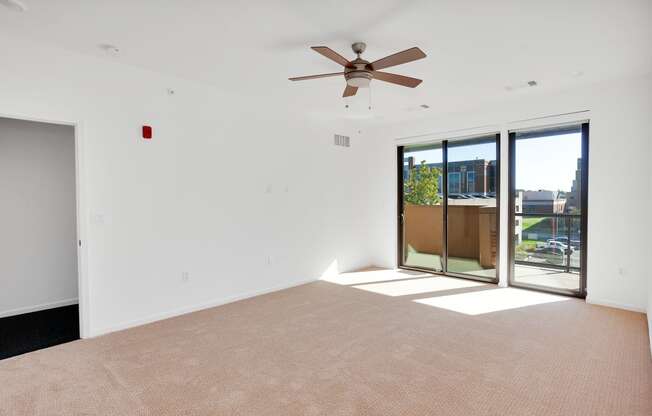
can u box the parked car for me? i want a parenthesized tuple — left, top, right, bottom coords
(551, 237, 580, 249)
(529, 247, 567, 266)
(553, 236, 569, 245)
(545, 239, 572, 253)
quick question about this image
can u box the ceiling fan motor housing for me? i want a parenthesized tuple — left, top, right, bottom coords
(345, 58, 372, 88)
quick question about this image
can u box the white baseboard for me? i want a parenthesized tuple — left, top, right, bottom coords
(0, 298, 79, 319)
(585, 296, 646, 313)
(89, 278, 317, 338)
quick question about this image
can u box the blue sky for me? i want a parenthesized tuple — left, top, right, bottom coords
(405, 133, 582, 192)
(515, 133, 581, 191)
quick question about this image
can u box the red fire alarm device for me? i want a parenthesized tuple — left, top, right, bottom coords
(142, 125, 152, 139)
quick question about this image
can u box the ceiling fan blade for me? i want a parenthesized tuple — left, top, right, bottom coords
(288, 72, 344, 81)
(311, 46, 351, 67)
(343, 85, 358, 97)
(369, 47, 426, 70)
(372, 71, 422, 88)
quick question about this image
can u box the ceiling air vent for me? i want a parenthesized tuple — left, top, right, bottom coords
(334, 134, 350, 147)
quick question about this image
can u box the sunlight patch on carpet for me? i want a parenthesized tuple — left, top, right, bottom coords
(414, 287, 570, 315)
(323, 268, 430, 285)
(353, 276, 486, 297)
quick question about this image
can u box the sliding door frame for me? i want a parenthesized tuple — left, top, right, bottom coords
(396, 145, 404, 269)
(442, 141, 449, 273)
(507, 123, 589, 298)
(397, 133, 501, 284)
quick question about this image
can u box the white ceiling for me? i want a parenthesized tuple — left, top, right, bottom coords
(1, 0, 650, 122)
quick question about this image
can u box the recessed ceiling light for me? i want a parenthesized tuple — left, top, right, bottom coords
(0, 0, 28, 12)
(572, 71, 584, 77)
(99, 44, 120, 55)
(505, 80, 539, 92)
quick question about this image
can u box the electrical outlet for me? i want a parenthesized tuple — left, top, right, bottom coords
(181, 271, 190, 282)
(91, 213, 105, 225)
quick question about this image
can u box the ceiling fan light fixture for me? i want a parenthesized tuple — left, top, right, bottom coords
(346, 76, 370, 88)
(345, 71, 372, 88)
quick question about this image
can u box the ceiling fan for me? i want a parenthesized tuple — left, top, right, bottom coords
(289, 42, 426, 97)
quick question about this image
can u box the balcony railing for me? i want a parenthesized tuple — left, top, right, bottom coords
(514, 213, 581, 273)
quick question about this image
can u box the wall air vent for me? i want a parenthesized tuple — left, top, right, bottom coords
(334, 134, 350, 147)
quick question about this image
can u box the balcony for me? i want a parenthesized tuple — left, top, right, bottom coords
(402, 204, 581, 291)
(402, 201, 497, 279)
(513, 214, 581, 292)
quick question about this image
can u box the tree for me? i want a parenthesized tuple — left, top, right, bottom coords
(404, 161, 442, 205)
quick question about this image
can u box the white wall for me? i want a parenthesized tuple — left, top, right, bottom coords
(0, 37, 376, 337)
(0, 118, 78, 318)
(362, 74, 652, 313)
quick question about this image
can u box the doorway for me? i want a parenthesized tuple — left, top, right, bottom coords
(508, 123, 588, 297)
(0, 117, 80, 359)
(397, 133, 500, 282)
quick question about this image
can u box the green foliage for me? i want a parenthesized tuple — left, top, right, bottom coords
(404, 161, 442, 205)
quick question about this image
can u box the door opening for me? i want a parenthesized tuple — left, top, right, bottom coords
(0, 117, 81, 359)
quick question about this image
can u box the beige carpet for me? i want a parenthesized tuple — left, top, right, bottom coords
(1, 269, 650, 415)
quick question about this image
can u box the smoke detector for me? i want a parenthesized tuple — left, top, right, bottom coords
(0, 0, 28, 12)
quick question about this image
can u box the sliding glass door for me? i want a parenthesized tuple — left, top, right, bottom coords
(508, 123, 588, 297)
(398, 134, 499, 282)
(400, 143, 444, 271)
(446, 137, 499, 279)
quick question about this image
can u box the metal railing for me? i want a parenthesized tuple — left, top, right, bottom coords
(514, 213, 581, 273)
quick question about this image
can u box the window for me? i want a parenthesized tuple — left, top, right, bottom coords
(448, 172, 461, 193)
(509, 123, 588, 297)
(467, 171, 475, 193)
